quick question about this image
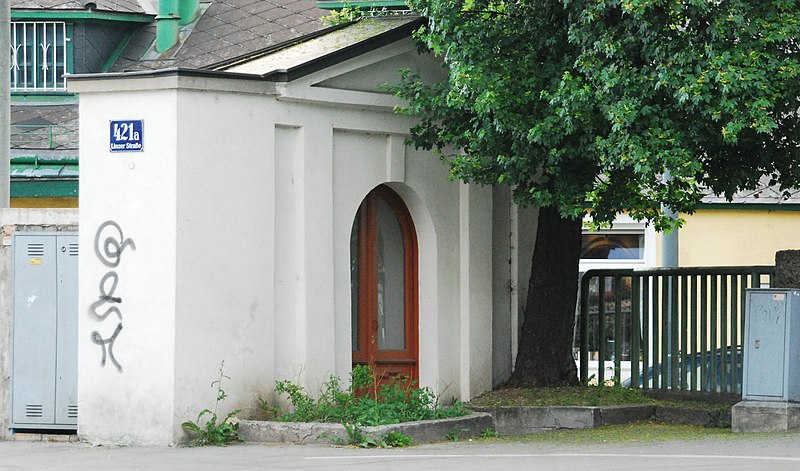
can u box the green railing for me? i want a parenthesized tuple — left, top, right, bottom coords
(578, 266, 775, 395)
(11, 124, 77, 150)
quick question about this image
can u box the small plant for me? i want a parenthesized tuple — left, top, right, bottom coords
(181, 361, 242, 447)
(256, 396, 277, 420)
(321, 3, 362, 25)
(480, 427, 498, 438)
(342, 422, 366, 446)
(382, 431, 414, 447)
(445, 426, 470, 442)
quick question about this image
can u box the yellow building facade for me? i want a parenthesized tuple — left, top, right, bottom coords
(677, 207, 800, 267)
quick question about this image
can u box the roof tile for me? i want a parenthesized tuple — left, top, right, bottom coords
(11, 0, 146, 14)
(110, 0, 328, 71)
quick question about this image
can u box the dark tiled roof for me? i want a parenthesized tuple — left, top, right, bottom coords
(111, 0, 328, 71)
(11, 0, 147, 14)
(10, 103, 79, 151)
(702, 176, 800, 205)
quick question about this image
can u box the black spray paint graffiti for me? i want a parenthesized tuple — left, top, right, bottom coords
(90, 221, 136, 372)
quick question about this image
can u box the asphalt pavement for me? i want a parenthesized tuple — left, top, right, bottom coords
(3, 434, 800, 470)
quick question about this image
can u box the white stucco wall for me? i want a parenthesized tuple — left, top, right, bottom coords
(172, 89, 276, 439)
(71, 37, 514, 445)
(76, 84, 180, 445)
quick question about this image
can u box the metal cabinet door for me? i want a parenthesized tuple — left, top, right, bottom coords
(55, 235, 79, 425)
(12, 235, 58, 425)
(745, 291, 788, 398)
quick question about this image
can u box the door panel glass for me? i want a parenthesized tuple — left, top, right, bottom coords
(376, 197, 405, 351)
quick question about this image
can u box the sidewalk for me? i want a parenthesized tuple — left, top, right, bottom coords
(3, 433, 800, 470)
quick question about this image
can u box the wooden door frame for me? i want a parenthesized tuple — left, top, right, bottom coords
(352, 185, 419, 381)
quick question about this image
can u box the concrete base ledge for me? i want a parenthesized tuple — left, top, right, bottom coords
(732, 401, 800, 432)
(655, 405, 731, 428)
(468, 405, 654, 435)
(239, 412, 494, 445)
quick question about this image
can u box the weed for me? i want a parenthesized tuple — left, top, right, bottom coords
(382, 431, 414, 447)
(274, 365, 469, 426)
(181, 361, 242, 447)
(256, 396, 277, 420)
(342, 422, 366, 445)
(480, 427, 498, 438)
(445, 426, 470, 441)
(321, 2, 396, 25)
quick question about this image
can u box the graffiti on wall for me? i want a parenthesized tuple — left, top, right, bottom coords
(90, 221, 136, 372)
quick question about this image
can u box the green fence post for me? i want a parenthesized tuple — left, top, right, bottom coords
(652, 276, 660, 389)
(631, 275, 641, 389)
(661, 275, 670, 390)
(690, 275, 698, 391)
(720, 275, 729, 394)
(731, 273, 740, 395)
(710, 275, 719, 393)
(680, 274, 689, 390)
(598, 275, 606, 386)
(579, 273, 590, 385)
(670, 275, 679, 390)
(642, 276, 650, 390)
(614, 275, 623, 384)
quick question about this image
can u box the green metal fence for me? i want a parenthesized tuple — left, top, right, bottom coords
(11, 124, 77, 150)
(578, 266, 775, 395)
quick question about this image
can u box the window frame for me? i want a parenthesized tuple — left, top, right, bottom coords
(10, 21, 71, 92)
(579, 215, 657, 272)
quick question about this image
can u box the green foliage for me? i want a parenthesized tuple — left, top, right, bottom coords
(445, 425, 470, 441)
(337, 424, 414, 448)
(181, 362, 242, 447)
(480, 427, 498, 438)
(395, 0, 800, 229)
(256, 396, 278, 420)
(321, 3, 396, 26)
(274, 365, 468, 426)
(321, 3, 362, 25)
(382, 431, 414, 447)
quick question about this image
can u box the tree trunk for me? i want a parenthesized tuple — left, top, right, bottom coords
(507, 206, 582, 387)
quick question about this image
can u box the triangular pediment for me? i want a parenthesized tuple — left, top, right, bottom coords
(217, 16, 446, 107)
(312, 47, 445, 94)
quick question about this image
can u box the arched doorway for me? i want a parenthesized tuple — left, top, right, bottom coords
(350, 186, 418, 381)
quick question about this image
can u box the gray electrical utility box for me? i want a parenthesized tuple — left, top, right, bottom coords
(12, 233, 79, 430)
(742, 289, 800, 402)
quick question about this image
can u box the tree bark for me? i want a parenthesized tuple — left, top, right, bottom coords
(507, 206, 582, 387)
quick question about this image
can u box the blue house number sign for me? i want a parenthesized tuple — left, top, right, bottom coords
(110, 120, 143, 152)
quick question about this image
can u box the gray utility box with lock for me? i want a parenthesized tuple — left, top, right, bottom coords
(11, 233, 79, 430)
(742, 289, 800, 402)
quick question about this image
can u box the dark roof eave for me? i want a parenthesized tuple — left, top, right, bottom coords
(67, 67, 269, 84)
(695, 202, 800, 211)
(12, 9, 154, 23)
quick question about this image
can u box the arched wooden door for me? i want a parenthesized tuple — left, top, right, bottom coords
(350, 186, 418, 381)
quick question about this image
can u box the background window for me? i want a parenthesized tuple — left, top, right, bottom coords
(581, 233, 644, 260)
(10, 22, 68, 91)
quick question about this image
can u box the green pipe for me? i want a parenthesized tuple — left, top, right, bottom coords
(178, 0, 200, 25)
(156, 0, 180, 53)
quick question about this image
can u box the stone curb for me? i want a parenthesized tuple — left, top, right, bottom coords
(467, 405, 654, 435)
(468, 404, 732, 435)
(239, 412, 494, 445)
(655, 405, 731, 428)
